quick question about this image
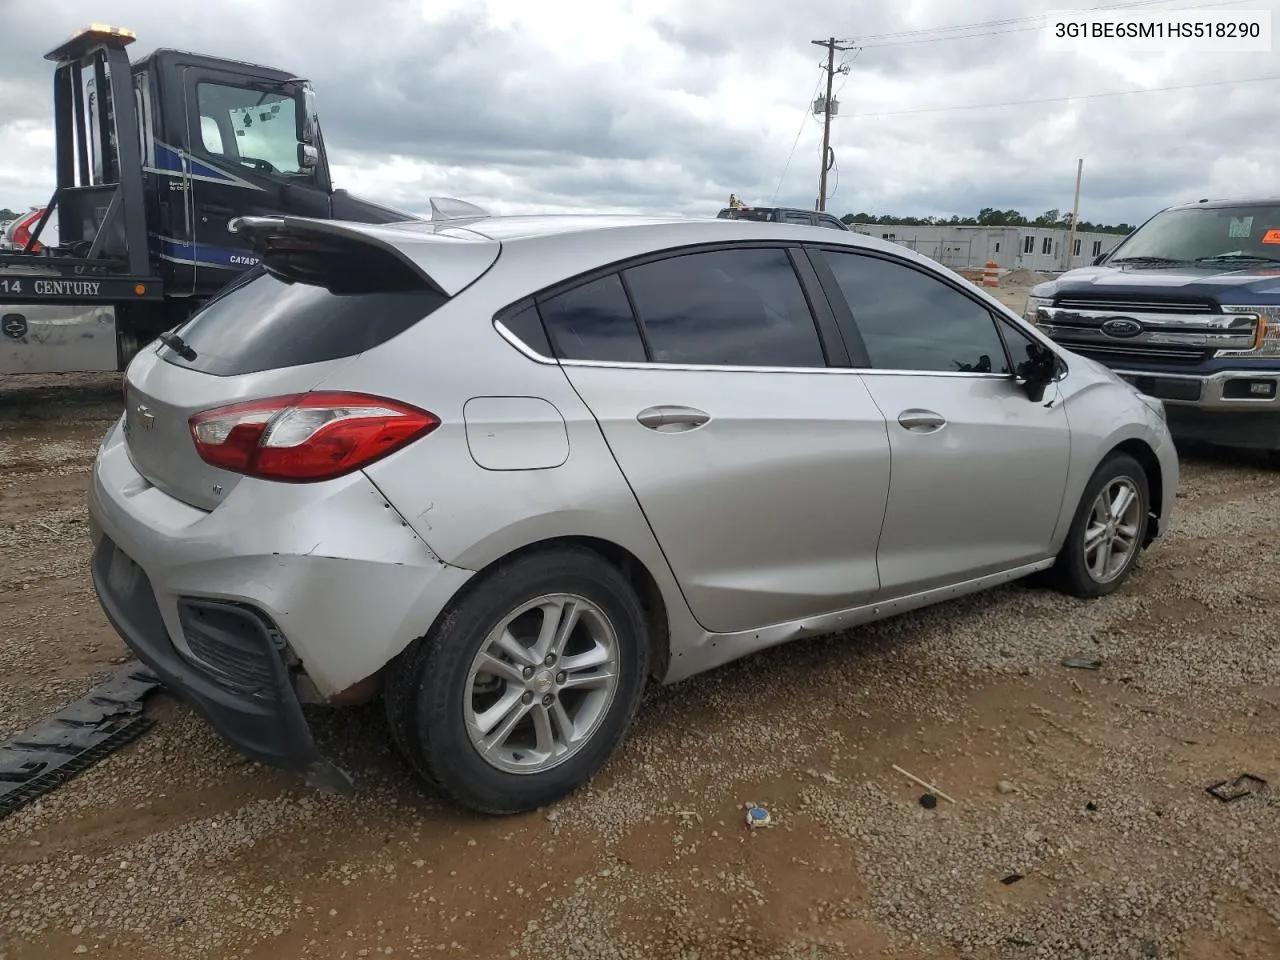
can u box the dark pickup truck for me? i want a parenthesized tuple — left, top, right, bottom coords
(1024, 197, 1280, 456)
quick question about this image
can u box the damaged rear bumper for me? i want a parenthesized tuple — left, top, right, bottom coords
(90, 535, 353, 792)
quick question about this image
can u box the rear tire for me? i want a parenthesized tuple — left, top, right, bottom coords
(1049, 452, 1150, 599)
(384, 546, 649, 814)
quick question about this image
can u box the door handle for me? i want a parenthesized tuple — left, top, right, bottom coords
(897, 409, 947, 432)
(636, 405, 711, 432)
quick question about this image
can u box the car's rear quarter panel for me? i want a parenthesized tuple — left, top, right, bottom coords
(328, 246, 699, 657)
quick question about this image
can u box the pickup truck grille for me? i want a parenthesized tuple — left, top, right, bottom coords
(1067, 342, 1207, 365)
(1039, 295, 1252, 366)
(1052, 297, 1215, 315)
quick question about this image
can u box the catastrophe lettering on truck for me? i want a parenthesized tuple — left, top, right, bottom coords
(152, 235, 261, 269)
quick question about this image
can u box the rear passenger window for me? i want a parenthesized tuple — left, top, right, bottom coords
(499, 303, 553, 357)
(821, 250, 1011, 374)
(623, 248, 826, 367)
(538, 275, 646, 363)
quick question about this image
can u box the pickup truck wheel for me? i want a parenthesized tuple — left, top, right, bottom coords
(1049, 452, 1150, 599)
(383, 547, 649, 814)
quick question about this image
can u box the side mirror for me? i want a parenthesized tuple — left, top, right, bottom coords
(298, 143, 319, 169)
(295, 82, 318, 145)
(1016, 343, 1059, 403)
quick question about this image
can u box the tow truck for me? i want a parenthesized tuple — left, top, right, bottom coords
(0, 25, 421, 375)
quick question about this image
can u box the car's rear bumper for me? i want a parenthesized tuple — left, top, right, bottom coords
(86, 418, 474, 781)
(90, 534, 352, 789)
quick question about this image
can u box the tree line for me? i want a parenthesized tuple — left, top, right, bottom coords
(840, 207, 1135, 235)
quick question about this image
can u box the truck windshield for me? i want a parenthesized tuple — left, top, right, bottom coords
(196, 83, 305, 177)
(1110, 204, 1280, 263)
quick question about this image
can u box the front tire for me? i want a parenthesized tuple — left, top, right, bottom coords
(384, 546, 650, 814)
(1049, 452, 1150, 599)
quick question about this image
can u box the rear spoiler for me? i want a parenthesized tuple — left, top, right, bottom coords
(229, 208, 499, 297)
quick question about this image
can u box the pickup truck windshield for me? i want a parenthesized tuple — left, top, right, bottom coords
(1111, 204, 1280, 264)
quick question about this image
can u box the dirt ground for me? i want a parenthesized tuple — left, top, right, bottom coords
(1, 280, 1278, 960)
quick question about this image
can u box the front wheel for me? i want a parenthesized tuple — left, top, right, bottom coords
(1049, 452, 1150, 599)
(383, 547, 650, 814)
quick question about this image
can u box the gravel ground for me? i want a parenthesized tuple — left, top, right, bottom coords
(1, 307, 1278, 960)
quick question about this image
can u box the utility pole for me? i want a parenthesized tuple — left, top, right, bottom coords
(811, 37, 853, 212)
(1065, 158, 1083, 269)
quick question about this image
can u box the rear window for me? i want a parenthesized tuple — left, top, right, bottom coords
(716, 208, 777, 222)
(164, 271, 446, 376)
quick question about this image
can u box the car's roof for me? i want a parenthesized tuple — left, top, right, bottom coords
(1166, 197, 1280, 211)
(374, 212, 861, 246)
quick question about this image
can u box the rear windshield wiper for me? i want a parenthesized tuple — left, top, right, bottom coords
(1109, 256, 1189, 265)
(1195, 253, 1280, 264)
(157, 331, 197, 361)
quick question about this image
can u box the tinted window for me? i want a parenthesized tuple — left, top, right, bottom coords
(500, 303, 552, 357)
(624, 248, 826, 367)
(717, 208, 776, 222)
(821, 251, 1010, 374)
(167, 271, 445, 376)
(538, 274, 646, 363)
(783, 212, 813, 226)
(818, 216, 847, 231)
(996, 317, 1053, 373)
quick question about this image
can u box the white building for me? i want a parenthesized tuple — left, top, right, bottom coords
(845, 222, 1125, 273)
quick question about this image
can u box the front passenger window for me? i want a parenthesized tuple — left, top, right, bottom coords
(821, 250, 1011, 374)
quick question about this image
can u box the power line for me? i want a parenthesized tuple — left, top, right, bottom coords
(854, 0, 1256, 48)
(851, 0, 1210, 44)
(840, 72, 1280, 120)
(771, 68, 827, 203)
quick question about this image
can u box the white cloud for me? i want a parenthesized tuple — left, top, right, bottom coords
(0, 0, 1278, 225)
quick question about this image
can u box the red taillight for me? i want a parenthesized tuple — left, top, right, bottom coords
(188, 391, 439, 482)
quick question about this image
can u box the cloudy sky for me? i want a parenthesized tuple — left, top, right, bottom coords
(1, 0, 1277, 226)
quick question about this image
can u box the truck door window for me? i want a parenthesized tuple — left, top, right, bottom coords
(194, 83, 304, 177)
(200, 116, 226, 154)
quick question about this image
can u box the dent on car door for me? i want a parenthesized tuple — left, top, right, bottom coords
(542, 245, 891, 635)
(812, 247, 1072, 597)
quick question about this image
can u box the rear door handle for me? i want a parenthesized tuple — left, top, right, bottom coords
(897, 409, 947, 432)
(636, 405, 711, 432)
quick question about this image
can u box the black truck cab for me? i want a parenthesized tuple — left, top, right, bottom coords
(0, 26, 412, 374)
(1025, 197, 1280, 454)
(130, 47, 408, 297)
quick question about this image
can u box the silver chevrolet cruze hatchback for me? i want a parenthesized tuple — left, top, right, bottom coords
(88, 209, 1178, 813)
